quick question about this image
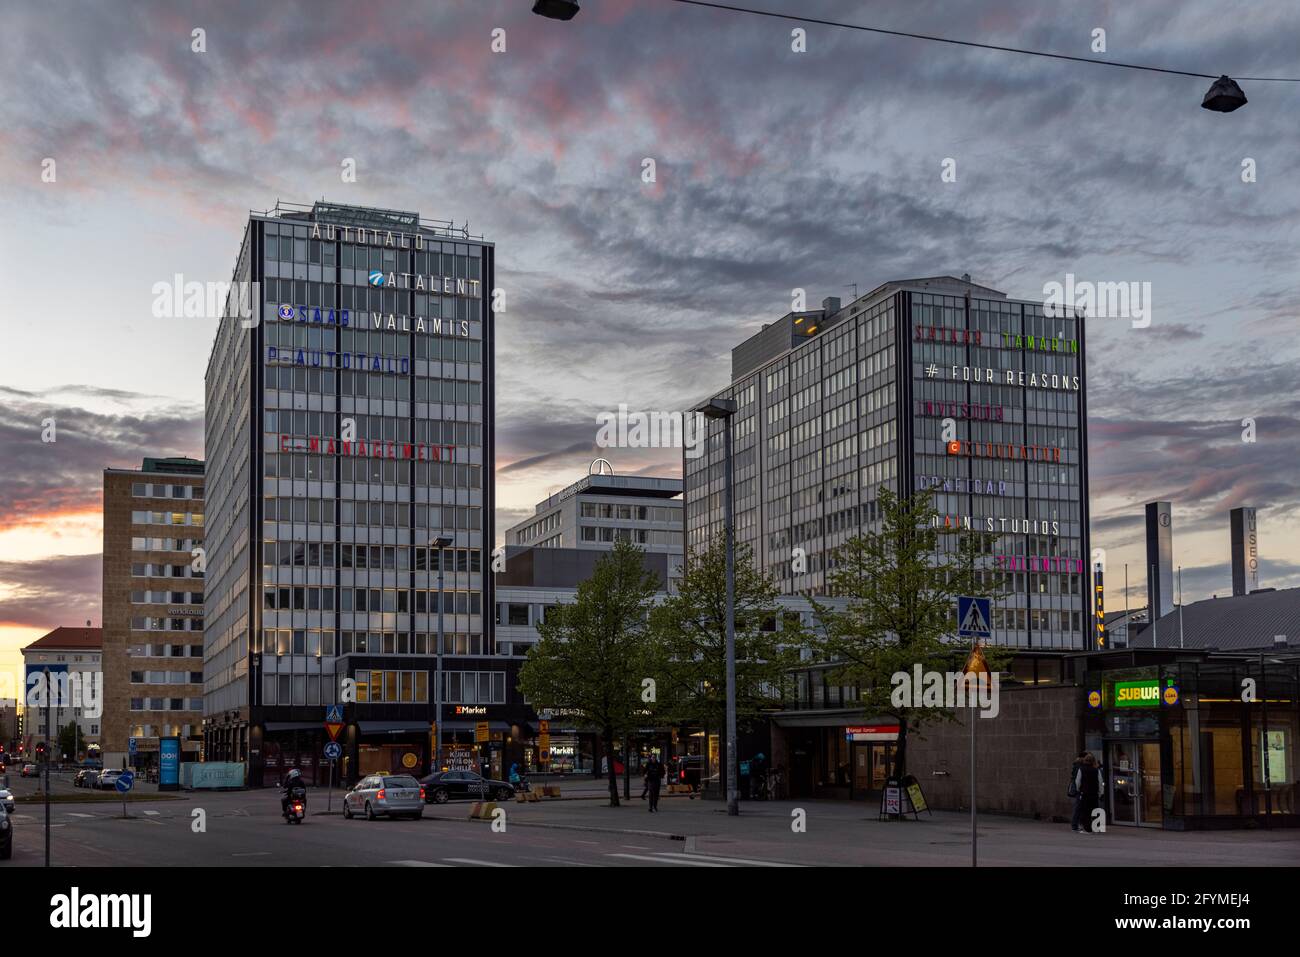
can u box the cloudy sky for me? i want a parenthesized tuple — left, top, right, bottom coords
(2, 0, 1299, 686)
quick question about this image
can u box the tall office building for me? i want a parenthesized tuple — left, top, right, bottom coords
(101, 457, 206, 770)
(203, 201, 496, 786)
(1145, 501, 1175, 619)
(684, 276, 1091, 650)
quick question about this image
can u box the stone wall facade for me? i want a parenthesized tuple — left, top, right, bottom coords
(905, 684, 1083, 820)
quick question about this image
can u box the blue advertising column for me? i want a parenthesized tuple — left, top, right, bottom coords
(159, 736, 181, 792)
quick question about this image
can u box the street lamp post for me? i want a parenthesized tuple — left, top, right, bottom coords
(431, 535, 454, 777)
(695, 396, 739, 816)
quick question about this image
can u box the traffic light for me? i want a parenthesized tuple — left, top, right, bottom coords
(35, 741, 47, 759)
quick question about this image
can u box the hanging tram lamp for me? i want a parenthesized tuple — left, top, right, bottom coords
(1201, 75, 1248, 112)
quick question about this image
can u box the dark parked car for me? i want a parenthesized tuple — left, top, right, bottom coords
(20, 764, 38, 779)
(74, 768, 98, 788)
(0, 804, 12, 861)
(420, 770, 513, 804)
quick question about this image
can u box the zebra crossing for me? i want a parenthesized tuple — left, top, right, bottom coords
(386, 851, 801, 868)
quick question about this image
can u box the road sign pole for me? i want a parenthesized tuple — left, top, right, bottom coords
(971, 696, 977, 867)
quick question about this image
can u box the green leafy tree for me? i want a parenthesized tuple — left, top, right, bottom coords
(517, 540, 663, 807)
(811, 486, 1008, 782)
(650, 533, 800, 795)
(57, 720, 80, 761)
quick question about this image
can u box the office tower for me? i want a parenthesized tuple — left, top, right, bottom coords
(203, 201, 497, 786)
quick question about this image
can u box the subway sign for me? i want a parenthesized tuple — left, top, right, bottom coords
(1111, 678, 1179, 709)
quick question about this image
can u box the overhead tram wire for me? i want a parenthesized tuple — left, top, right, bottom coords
(666, 0, 1300, 84)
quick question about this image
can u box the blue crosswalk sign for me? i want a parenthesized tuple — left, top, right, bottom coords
(326, 704, 344, 724)
(958, 596, 992, 639)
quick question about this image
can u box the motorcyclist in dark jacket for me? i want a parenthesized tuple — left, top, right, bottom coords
(281, 768, 307, 816)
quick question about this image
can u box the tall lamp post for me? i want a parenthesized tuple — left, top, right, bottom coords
(694, 396, 739, 816)
(431, 535, 454, 776)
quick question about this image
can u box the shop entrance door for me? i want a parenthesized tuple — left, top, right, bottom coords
(1108, 741, 1163, 827)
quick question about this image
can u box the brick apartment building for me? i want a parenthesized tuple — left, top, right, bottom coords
(101, 457, 206, 770)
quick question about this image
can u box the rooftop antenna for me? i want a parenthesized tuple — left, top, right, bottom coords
(1177, 566, 1185, 649)
(845, 283, 858, 300)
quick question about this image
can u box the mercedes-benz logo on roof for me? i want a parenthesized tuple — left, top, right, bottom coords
(589, 458, 613, 476)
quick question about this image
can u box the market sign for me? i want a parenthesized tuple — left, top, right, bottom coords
(846, 724, 900, 742)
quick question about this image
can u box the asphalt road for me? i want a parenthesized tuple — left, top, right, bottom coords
(1, 782, 799, 868)
(5, 772, 1297, 868)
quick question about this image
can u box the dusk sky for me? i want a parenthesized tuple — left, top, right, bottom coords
(2, 0, 1299, 689)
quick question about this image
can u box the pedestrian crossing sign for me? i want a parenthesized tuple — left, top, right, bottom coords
(958, 596, 992, 639)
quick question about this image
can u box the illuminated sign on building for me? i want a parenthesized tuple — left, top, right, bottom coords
(273, 304, 471, 336)
(995, 555, 1085, 573)
(947, 440, 1062, 462)
(917, 475, 1007, 496)
(267, 347, 410, 373)
(931, 515, 1059, 535)
(916, 401, 1004, 421)
(999, 332, 1078, 353)
(278, 435, 455, 462)
(938, 366, 1081, 391)
(1111, 679, 1180, 708)
(914, 324, 983, 345)
(1094, 565, 1106, 649)
(911, 325, 1077, 353)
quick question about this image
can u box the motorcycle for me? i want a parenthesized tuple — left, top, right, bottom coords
(283, 784, 307, 824)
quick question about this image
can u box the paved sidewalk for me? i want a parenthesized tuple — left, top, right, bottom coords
(424, 795, 1300, 867)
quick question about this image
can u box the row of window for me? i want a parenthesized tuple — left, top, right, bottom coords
(128, 643, 204, 658)
(262, 457, 484, 503)
(131, 482, 204, 500)
(263, 543, 480, 572)
(129, 697, 204, 711)
(130, 617, 204, 632)
(262, 586, 483, 616)
(130, 671, 203, 684)
(131, 537, 201, 553)
(131, 562, 204, 579)
(578, 503, 677, 522)
(269, 321, 485, 364)
(258, 668, 502, 707)
(131, 590, 203, 605)
(131, 511, 205, 526)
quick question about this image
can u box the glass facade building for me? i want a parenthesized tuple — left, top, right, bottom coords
(202, 201, 497, 786)
(684, 276, 1091, 651)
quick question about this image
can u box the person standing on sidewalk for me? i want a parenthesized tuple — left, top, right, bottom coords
(1068, 750, 1087, 831)
(1075, 752, 1105, 834)
(644, 753, 664, 812)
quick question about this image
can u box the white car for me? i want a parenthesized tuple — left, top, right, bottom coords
(343, 774, 425, 820)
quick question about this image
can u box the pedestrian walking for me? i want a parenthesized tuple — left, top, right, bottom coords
(1075, 752, 1105, 834)
(1068, 750, 1087, 831)
(644, 753, 664, 812)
